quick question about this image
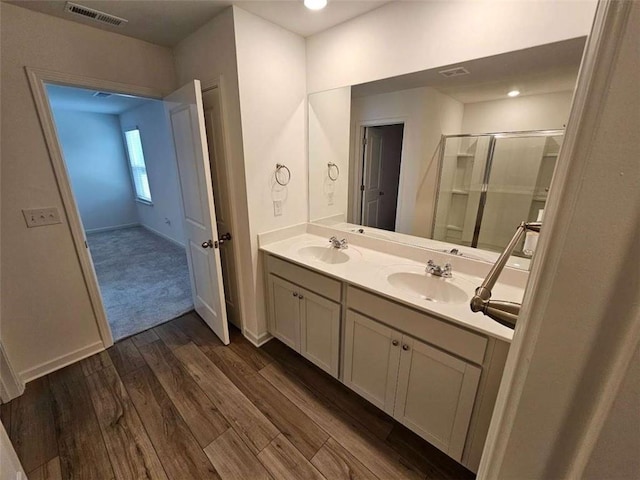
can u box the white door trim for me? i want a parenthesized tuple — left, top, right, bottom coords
(478, 1, 636, 477)
(25, 67, 165, 349)
(0, 340, 24, 402)
(200, 76, 250, 337)
(0, 421, 26, 479)
(200, 76, 246, 334)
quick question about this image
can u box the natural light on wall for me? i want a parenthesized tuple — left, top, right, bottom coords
(124, 128, 152, 203)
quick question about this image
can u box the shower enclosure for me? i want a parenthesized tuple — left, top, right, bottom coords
(432, 130, 563, 256)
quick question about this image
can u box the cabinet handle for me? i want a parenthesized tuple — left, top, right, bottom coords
(392, 340, 399, 346)
(298, 295, 304, 300)
(402, 344, 410, 351)
(293, 292, 298, 297)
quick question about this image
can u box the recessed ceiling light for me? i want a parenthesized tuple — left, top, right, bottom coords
(508, 90, 520, 97)
(304, 0, 327, 10)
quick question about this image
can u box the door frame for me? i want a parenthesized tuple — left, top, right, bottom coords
(26, 67, 166, 348)
(351, 117, 406, 224)
(478, 1, 638, 477)
(200, 76, 246, 334)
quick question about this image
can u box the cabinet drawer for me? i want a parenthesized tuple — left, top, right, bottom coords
(347, 286, 487, 364)
(267, 255, 342, 302)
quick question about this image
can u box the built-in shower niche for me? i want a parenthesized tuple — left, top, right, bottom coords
(433, 136, 488, 245)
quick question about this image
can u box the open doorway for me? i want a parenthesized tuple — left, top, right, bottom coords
(45, 84, 195, 341)
(360, 123, 404, 231)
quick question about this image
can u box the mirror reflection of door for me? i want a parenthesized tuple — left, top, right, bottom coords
(361, 124, 404, 231)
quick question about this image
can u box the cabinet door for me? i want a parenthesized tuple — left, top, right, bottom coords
(343, 311, 402, 415)
(299, 289, 340, 378)
(267, 275, 300, 351)
(394, 336, 481, 461)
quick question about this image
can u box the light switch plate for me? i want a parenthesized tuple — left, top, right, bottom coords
(273, 200, 283, 217)
(23, 207, 62, 228)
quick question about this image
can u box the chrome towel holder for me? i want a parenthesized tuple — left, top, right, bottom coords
(275, 163, 291, 186)
(327, 162, 340, 181)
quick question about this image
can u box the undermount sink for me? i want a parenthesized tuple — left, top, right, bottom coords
(298, 245, 350, 264)
(385, 269, 470, 304)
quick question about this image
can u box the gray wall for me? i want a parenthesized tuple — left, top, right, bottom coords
(52, 109, 138, 232)
(120, 101, 185, 245)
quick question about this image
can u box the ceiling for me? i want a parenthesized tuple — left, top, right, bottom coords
(351, 38, 586, 104)
(6, 0, 389, 46)
(46, 84, 154, 114)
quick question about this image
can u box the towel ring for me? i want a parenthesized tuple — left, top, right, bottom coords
(327, 162, 340, 181)
(275, 163, 291, 186)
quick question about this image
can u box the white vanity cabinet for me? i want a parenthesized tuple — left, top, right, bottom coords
(264, 253, 510, 472)
(266, 255, 341, 377)
(343, 311, 402, 415)
(344, 310, 481, 460)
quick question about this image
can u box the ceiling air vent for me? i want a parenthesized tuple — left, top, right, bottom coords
(438, 66, 470, 78)
(92, 92, 113, 98)
(65, 2, 128, 27)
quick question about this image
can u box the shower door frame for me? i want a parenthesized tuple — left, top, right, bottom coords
(432, 129, 565, 249)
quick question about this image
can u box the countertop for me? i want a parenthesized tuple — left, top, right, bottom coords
(260, 233, 519, 342)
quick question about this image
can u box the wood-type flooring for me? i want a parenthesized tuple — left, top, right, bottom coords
(1, 312, 474, 480)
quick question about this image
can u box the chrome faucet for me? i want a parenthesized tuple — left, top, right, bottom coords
(426, 259, 452, 278)
(329, 236, 348, 249)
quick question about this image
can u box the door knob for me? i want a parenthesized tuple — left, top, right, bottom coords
(379, 191, 385, 196)
(201, 240, 214, 249)
(218, 232, 232, 245)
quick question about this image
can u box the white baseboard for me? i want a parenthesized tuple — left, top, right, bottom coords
(19, 341, 104, 383)
(243, 328, 273, 348)
(141, 225, 185, 249)
(85, 223, 140, 234)
(0, 342, 24, 403)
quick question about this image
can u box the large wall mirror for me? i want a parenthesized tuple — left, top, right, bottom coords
(308, 38, 586, 269)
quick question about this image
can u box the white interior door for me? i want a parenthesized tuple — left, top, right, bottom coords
(165, 80, 229, 345)
(201, 87, 240, 328)
(362, 127, 384, 227)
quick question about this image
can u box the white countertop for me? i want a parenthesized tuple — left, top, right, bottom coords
(260, 233, 519, 342)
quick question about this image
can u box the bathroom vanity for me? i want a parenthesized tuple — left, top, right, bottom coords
(260, 229, 522, 472)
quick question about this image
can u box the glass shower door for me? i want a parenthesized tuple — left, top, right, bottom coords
(475, 133, 563, 253)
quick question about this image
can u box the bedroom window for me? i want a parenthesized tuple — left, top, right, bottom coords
(124, 128, 152, 204)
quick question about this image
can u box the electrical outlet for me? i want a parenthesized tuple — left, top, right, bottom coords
(273, 200, 283, 217)
(327, 192, 335, 206)
(23, 207, 62, 228)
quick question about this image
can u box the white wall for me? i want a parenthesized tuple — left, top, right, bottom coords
(306, 0, 597, 93)
(461, 91, 574, 134)
(120, 101, 186, 245)
(350, 87, 464, 237)
(0, 2, 176, 378)
(308, 86, 351, 222)
(233, 7, 307, 342)
(51, 109, 138, 232)
(172, 6, 256, 341)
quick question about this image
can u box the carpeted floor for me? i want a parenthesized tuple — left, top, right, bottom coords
(87, 226, 193, 341)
